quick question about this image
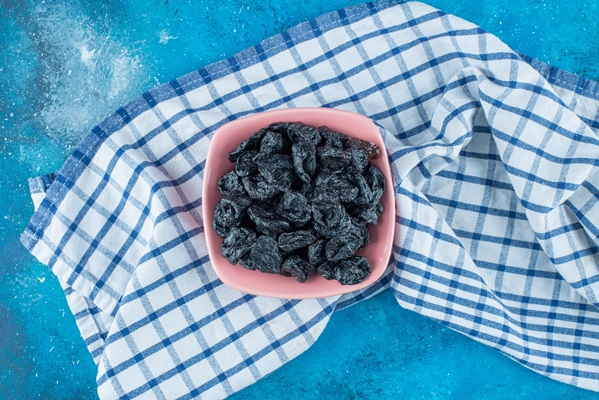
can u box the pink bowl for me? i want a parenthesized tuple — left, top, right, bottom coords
(202, 108, 395, 299)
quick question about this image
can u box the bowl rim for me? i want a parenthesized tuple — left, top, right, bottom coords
(202, 107, 395, 299)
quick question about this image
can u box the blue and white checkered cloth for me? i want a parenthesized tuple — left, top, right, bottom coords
(21, 0, 599, 397)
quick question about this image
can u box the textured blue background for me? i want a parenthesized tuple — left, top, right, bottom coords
(1, 0, 599, 399)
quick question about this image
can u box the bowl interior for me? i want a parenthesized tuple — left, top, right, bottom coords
(202, 107, 395, 299)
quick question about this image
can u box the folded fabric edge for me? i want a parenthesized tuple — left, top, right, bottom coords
(518, 52, 599, 102)
(27, 174, 56, 212)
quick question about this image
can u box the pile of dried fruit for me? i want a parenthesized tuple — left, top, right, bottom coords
(213, 122, 385, 285)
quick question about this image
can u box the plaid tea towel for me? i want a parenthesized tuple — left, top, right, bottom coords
(22, 0, 599, 397)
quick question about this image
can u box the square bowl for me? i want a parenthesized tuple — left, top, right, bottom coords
(202, 107, 395, 299)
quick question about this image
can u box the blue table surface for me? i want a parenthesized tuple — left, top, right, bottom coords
(2, 0, 599, 399)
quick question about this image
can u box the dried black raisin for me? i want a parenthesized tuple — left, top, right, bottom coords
(335, 256, 370, 285)
(354, 222, 370, 249)
(316, 147, 350, 174)
(364, 163, 385, 205)
(241, 175, 280, 201)
(217, 171, 246, 197)
(212, 195, 252, 238)
(345, 167, 373, 206)
(318, 126, 347, 148)
(267, 122, 291, 134)
(311, 194, 352, 239)
(345, 148, 369, 172)
(308, 239, 327, 266)
(316, 261, 337, 280)
(281, 255, 315, 283)
(235, 150, 259, 177)
(246, 235, 282, 274)
(228, 129, 267, 162)
(257, 154, 295, 191)
(277, 191, 311, 227)
(239, 253, 256, 270)
(315, 173, 358, 204)
(324, 222, 368, 262)
(348, 203, 380, 225)
(221, 227, 257, 264)
(291, 141, 317, 183)
(258, 130, 283, 156)
(278, 229, 317, 252)
(345, 137, 380, 160)
(287, 122, 321, 145)
(248, 203, 291, 237)
(325, 235, 362, 262)
(299, 180, 316, 201)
